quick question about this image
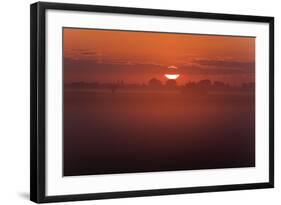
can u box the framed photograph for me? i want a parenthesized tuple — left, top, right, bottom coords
(30, 2, 274, 203)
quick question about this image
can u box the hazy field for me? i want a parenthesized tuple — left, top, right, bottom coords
(63, 90, 255, 176)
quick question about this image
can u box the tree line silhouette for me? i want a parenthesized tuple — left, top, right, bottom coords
(65, 78, 254, 94)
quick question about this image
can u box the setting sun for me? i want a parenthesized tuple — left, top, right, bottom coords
(165, 65, 180, 80)
(165, 74, 180, 80)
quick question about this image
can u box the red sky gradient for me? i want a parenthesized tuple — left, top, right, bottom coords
(63, 28, 255, 85)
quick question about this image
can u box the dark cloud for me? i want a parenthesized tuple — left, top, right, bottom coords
(64, 57, 163, 74)
(80, 51, 98, 56)
(181, 65, 253, 75)
(177, 59, 255, 75)
(193, 59, 254, 69)
(64, 49, 101, 58)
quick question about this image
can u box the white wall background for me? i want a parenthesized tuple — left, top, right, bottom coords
(0, 0, 279, 204)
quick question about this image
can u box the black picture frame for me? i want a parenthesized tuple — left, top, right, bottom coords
(30, 2, 274, 203)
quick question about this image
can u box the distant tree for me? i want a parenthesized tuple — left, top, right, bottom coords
(89, 82, 99, 89)
(117, 80, 124, 87)
(214, 81, 225, 87)
(108, 83, 118, 93)
(165, 79, 177, 87)
(242, 82, 255, 88)
(148, 78, 162, 88)
(197, 79, 212, 89)
(242, 82, 255, 91)
(185, 81, 197, 88)
(182, 81, 207, 96)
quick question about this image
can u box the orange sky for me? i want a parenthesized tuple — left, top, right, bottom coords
(64, 28, 255, 85)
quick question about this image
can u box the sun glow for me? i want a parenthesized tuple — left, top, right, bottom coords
(164, 74, 180, 80)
